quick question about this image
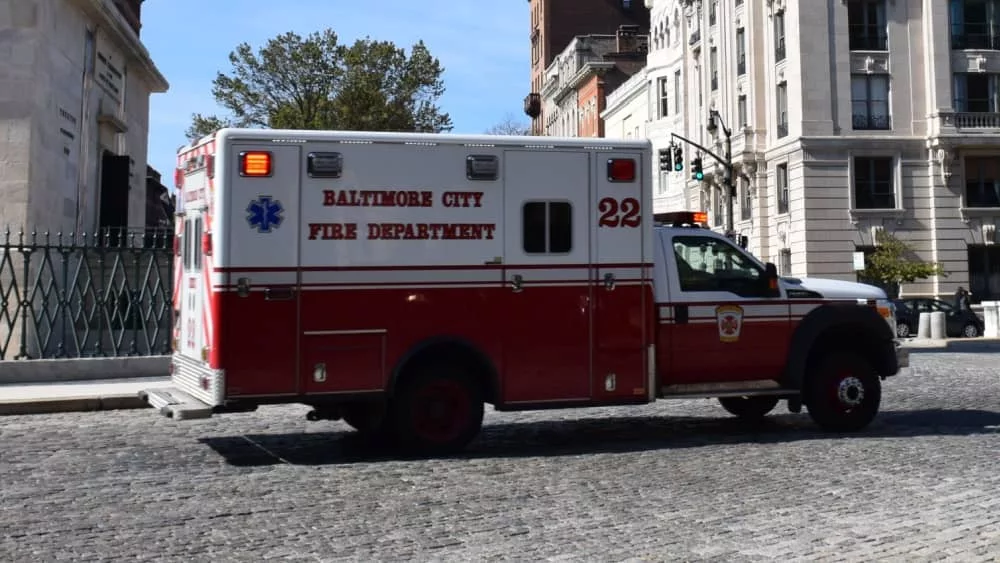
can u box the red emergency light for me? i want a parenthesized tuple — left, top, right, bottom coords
(201, 230, 213, 257)
(174, 167, 184, 189)
(607, 158, 636, 182)
(654, 211, 708, 227)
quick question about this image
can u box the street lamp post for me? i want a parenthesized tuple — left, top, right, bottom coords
(706, 110, 734, 238)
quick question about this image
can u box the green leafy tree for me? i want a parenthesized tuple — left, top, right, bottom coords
(485, 113, 531, 136)
(185, 29, 453, 142)
(859, 229, 946, 298)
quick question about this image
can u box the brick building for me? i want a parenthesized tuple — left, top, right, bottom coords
(525, 0, 650, 135)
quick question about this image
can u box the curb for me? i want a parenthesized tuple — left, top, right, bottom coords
(0, 395, 151, 416)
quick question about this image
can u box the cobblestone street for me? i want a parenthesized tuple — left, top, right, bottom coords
(2, 351, 999, 562)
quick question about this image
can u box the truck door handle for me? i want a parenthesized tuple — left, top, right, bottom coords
(603, 272, 616, 291)
(264, 287, 295, 301)
(675, 304, 689, 324)
(510, 274, 523, 293)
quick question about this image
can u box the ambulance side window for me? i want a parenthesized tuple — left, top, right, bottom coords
(522, 201, 572, 254)
(192, 217, 203, 271)
(672, 235, 764, 295)
(182, 219, 192, 271)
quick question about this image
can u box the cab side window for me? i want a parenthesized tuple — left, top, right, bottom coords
(672, 235, 765, 296)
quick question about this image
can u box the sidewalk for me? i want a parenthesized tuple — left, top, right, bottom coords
(0, 376, 167, 416)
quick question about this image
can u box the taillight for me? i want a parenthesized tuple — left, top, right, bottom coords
(201, 231, 213, 256)
(607, 158, 636, 182)
(174, 167, 184, 189)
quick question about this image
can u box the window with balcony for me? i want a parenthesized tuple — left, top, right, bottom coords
(950, 0, 1000, 50)
(776, 82, 788, 138)
(740, 177, 752, 220)
(710, 47, 718, 91)
(738, 94, 748, 127)
(848, 0, 888, 51)
(658, 77, 669, 118)
(776, 163, 789, 214)
(774, 11, 786, 61)
(736, 28, 747, 75)
(853, 156, 896, 209)
(851, 74, 891, 129)
(954, 72, 1000, 112)
(965, 156, 1000, 207)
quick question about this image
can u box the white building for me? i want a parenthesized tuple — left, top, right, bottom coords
(0, 0, 169, 234)
(603, 0, 1000, 303)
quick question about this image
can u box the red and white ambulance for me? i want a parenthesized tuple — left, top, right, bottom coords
(142, 127, 908, 455)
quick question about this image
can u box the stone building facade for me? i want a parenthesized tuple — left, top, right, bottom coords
(602, 0, 1000, 302)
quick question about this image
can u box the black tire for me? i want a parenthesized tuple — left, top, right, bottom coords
(896, 322, 911, 338)
(718, 396, 780, 419)
(389, 364, 484, 456)
(804, 352, 881, 432)
(962, 322, 980, 338)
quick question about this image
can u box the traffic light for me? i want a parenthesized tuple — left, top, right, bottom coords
(672, 145, 683, 171)
(691, 156, 704, 180)
(658, 148, 672, 171)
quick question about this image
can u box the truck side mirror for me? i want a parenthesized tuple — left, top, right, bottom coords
(764, 262, 780, 295)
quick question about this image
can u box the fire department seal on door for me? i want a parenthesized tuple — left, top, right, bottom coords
(716, 304, 744, 343)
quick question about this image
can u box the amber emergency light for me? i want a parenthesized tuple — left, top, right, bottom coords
(240, 151, 273, 177)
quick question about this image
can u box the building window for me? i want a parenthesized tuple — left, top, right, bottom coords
(740, 177, 752, 220)
(658, 77, 669, 118)
(953, 72, 1000, 112)
(853, 156, 895, 209)
(737, 94, 748, 127)
(710, 47, 718, 90)
(776, 82, 788, 138)
(713, 190, 723, 226)
(848, 0, 888, 51)
(851, 74, 891, 129)
(674, 70, 682, 114)
(965, 156, 1000, 207)
(736, 28, 746, 75)
(710, 1, 717, 26)
(523, 201, 572, 254)
(774, 11, 786, 61)
(950, 0, 1000, 50)
(778, 248, 792, 276)
(968, 244, 1000, 303)
(776, 163, 789, 214)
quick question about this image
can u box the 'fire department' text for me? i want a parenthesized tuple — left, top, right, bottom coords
(308, 222, 497, 240)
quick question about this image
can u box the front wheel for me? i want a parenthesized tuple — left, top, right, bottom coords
(896, 322, 911, 338)
(962, 322, 980, 338)
(804, 352, 882, 432)
(718, 396, 780, 420)
(389, 364, 484, 456)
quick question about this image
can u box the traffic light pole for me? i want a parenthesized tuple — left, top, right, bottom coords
(670, 117, 735, 237)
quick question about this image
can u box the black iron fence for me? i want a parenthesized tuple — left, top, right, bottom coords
(0, 227, 175, 360)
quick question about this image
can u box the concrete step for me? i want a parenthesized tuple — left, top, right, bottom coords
(0, 376, 169, 415)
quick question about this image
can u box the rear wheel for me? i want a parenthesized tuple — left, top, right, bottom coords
(962, 322, 980, 338)
(718, 396, 780, 420)
(896, 322, 911, 338)
(804, 352, 881, 432)
(389, 364, 484, 456)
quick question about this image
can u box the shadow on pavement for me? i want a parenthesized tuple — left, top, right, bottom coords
(197, 408, 1000, 467)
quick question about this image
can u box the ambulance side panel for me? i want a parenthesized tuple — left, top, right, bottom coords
(217, 142, 302, 397)
(295, 141, 505, 396)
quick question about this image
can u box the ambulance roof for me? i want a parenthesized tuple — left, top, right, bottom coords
(178, 127, 651, 155)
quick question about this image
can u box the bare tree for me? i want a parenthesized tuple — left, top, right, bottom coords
(485, 113, 531, 136)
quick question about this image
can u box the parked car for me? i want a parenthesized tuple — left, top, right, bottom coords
(892, 298, 983, 338)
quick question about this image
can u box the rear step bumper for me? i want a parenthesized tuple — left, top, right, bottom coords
(138, 387, 214, 420)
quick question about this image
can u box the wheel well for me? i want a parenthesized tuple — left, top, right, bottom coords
(804, 322, 893, 378)
(391, 340, 499, 404)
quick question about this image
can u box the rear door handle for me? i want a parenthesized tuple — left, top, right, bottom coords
(264, 287, 295, 301)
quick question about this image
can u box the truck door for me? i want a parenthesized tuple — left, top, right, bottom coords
(665, 233, 791, 382)
(591, 153, 650, 402)
(501, 150, 592, 404)
(224, 144, 302, 396)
